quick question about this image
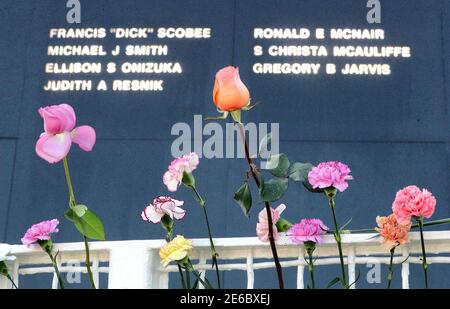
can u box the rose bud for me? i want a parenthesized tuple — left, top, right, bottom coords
(213, 66, 250, 112)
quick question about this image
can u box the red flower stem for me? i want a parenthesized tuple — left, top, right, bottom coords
(237, 122, 284, 289)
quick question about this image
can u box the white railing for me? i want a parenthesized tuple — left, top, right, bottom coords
(2, 231, 450, 289)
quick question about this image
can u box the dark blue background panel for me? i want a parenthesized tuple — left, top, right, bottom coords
(225, 141, 450, 238)
(3, 139, 230, 243)
(0, 0, 449, 289)
(0, 1, 34, 138)
(11, 0, 235, 140)
(0, 140, 16, 242)
(235, 0, 447, 142)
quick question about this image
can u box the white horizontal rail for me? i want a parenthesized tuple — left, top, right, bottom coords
(1, 231, 450, 289)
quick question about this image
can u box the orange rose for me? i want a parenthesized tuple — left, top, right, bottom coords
(213, 66, 250, 112)
(375, 214, 411, 250)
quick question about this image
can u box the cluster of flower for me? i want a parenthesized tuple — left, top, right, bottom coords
(0, 65, 442, 290)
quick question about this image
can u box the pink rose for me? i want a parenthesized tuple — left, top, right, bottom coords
(163, 152, 199, 192)
(35, 104, 96, 164)
(141, 196, 186, 224)
(287, 219, 329, 244)
(392, 185, 436, 225)
(256, 204, 286, 243)
(307, 161, 353, 192)
(213, 66, 250, 112)
(21, 219, 59, 247)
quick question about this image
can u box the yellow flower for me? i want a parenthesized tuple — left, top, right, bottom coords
(159, 235, 193, 267)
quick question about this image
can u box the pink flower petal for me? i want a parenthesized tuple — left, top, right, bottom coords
(39, 104, 76, 134)
(141, 206, 164, 224)
(163, 171, 179, 192)
(173, 207, 186, 220)
(71, 125, 96, 152)
(35, 132, 72, 164)
(21, 219, 59, 247)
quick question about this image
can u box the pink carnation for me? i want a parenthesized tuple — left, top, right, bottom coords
(392, 185, 436, 225)
(256, 204, 286, 242)
(307, 161, 353, 192)
(287, 219, 329, 244)
(21, 219, 59, 247)
(141, 196, 186, 224)
(163, 152, 199, 192)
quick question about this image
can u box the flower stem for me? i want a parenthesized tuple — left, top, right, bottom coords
(307, 251, 316, 289)
(186, 258, 213, 289)
(46, 252, 65, 289)
(62, 157, 96, 289)
(412, 218, 450, 229)
(63, 157, 76, 208)
(328, 196, 347, 288)
(387, 247, 395, 289)
(417, 217, 429, 288)
(345, 218, 450, 234)
(178, 264, 187, 289)
(190, 186, 221, 289)
(83, 236, 96, 289)
(237, 122, 284, 289)
(185, 267, 191, 289)
(6, 274, 18, 289)
(338, 228, 375, 234)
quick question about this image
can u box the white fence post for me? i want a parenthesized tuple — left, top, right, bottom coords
(108, 244, 158, 289)
(0, 274, 9, 289)
(0, 260, 17, 289)
(401, 246, 410, 289)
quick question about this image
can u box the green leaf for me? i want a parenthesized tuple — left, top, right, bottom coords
(326, 277, 341, 289)
(288, 162, 324, 193)
(258, 133, 272, 156)
(233, 182, 252, 217)
(265, 154, 290, 178)
(289, 162, 313, 182)
(275, 218, 292, 232)
(241, 100, 260, 111)
(340, 218, 353, 231)
(259, 178, 289, 202)
(66, 209, 105, 240)
(73, 204, 88, 217)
